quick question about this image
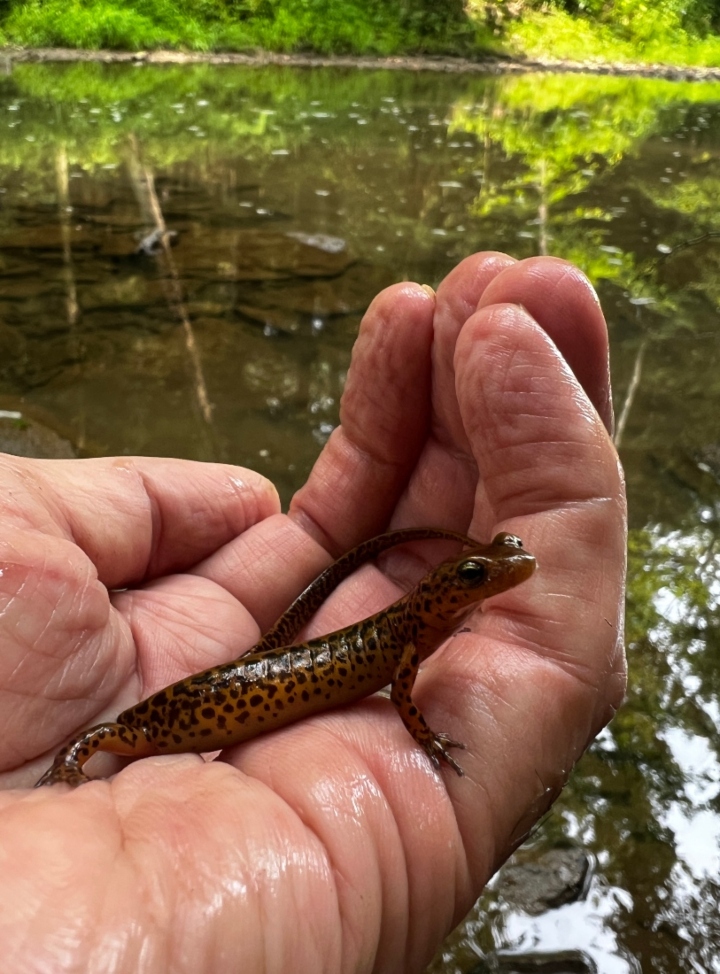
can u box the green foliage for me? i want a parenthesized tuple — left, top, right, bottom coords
(3, 0, 233, 50)
(507, 0, 720, 66)
(230, 0, 402, 55)
(0, 0, 480, 54)
(3, 0, 720, 61)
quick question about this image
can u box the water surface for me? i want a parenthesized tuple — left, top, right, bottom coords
(1, 61, 719, 974)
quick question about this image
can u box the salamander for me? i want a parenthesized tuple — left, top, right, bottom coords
(36, 527, 535, 787)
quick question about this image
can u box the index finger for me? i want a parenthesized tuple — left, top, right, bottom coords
(0, 455, 280, 589)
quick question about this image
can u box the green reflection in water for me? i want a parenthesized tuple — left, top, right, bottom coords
(0, 61, 719, 974)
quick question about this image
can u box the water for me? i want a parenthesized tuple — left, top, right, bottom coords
(1, 61, 720, 973)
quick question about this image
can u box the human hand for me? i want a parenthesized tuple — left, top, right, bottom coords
(0, 253, 625, 973)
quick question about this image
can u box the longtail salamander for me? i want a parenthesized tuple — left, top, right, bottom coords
(36, 527, 535, 787)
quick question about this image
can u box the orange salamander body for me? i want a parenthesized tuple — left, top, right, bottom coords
(36, 528, 535, 787)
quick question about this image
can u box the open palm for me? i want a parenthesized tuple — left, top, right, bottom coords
(0, 253, 626, 973)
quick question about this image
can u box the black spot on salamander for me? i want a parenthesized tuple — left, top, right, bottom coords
(217, 715, 227, 729)
(409, 706, 418, 717)
(287, 695, 296, 704)
(284, 680, 296, 692)
(150, 709, 161, 723)
(250, 694, 263, 708)
(237, 711, 249, 724)
(223, 703, 234, 714)
(266, 685, 278, 699)
(229, 688, 239, 699)
(411, 654, 419, 667)
(297, 673, 308, 684)
(264, 703, 270, 712)
(172, 733, 182, 744)
(214, 691, 227, 703)
(301, 690, 310, 702)
(133, 701, 149, 716)
(314, 687, 322, 695)
(92, 739, 99, 748)
(153, 691, 169, 707)
(338, 667, 348, 677)
(236, 699, 247, 709)
(201, 707, 215, 720)
(157, 740, 168, 748)
(200, 728, 212, 737)
(423, 598, 431, 612)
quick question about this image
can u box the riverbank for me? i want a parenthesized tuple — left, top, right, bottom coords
(4, 45, 720, 82)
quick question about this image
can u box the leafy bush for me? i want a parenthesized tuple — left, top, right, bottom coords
(2, 0, 476, 53)
(4, 0, 225, 49)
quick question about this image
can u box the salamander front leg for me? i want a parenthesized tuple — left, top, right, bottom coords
(35, 722, 157, 788)
(390, 643, 466, 776)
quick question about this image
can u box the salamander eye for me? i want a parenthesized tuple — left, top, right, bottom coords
(457, 561, 487, 583)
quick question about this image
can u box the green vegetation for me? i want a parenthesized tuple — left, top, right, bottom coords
(0, 0, 481, 56)
(505, 0, 720, 67)
(2, 0, 720, 66)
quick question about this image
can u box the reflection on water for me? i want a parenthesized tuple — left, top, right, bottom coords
(1, 61, 720, 974)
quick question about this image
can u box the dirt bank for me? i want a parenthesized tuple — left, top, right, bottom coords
(2, 45, 720, 82)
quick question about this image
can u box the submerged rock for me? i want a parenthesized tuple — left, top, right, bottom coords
(0, 409, 76, 459)
(496, 847, 591, 915)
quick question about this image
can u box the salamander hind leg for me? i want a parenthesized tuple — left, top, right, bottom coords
(35, 722, 155, 788)
(390, 643, 466, 777)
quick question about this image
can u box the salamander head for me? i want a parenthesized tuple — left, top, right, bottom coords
(409, 532, 536, 635)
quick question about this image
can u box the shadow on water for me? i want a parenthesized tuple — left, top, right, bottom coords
(1, 60, 720, 974)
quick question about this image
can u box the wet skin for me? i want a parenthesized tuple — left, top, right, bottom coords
(36, 528, 535, 787)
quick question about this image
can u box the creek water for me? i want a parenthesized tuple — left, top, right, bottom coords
(1, 61, 719, 974)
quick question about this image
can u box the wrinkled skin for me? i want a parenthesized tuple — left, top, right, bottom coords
(0, 254, 626, 974)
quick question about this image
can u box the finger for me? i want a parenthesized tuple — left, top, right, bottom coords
(289, 283, 435, 555)
(477, 257, 613, 433)
(0, 456, 279, 588)
(453, 301, 626, 679)
(416, 302, 624, 876)
(431, 251, 517, 451)
(388, 254, 612, 534)
(388, 252, 516, 532)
